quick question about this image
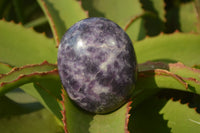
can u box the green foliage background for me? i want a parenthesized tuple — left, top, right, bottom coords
(0, 0, 200, 133)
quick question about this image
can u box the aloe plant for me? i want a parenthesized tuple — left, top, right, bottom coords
(0, 0, 200, 133)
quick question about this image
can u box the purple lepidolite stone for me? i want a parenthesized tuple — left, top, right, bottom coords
(57, 17, 137, 113)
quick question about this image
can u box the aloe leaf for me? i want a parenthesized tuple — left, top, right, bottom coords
(160, 99, 200, 133)
(0, 61, 57, 95)
(180, 2, 199, 33)
(61, 61, 200, 132)
(134, 61, 200, 106)
(21, 83, 63, 120)
(135, 32, 200, 66)
(83, 0, 143, 28)
(129, 96, 170, 133)
(0, 20, 62, 120)
(169, 62, 200, 89)
(33, 81, 63, 120)
(61, 89, 131, 133)
(80, 0, 146, 41)
(0, 96, 63, 133)
(134, 69, 187, 106)
(142, 62, 200, 93)
(0, 61, 63, 120)
(140, 61, 200, 91)
(129, 94, 200, 133)
(37, 0, 88, 46)
(89, 102, 131, 133)
(0, 20, 57, 67)
(0, 61, 56, 82)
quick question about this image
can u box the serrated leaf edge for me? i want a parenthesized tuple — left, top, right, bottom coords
(125, 101, 132, 133)
(169, 62, 200, 86)
(0, 61, 58, 95)
(161, 98, 200, 124)
(78, 0, 89, 17)
(169, 62, 200, 74)
(0, 18, 54, 41)
(137, 29, 200, 42)
(61, 88, 69, 133)
(0, 60, 56, 79)
(0, 69, 58, 90)
(139, 69, 188, 89)
(39, 0, 60, 47)
(174, 98, 199, 114)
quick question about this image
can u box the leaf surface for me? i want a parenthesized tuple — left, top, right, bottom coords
(0, 20, 63, 120)
(62, 89, 131, 133)
(179, 2, 199, 33)
(0, 61, 62, 120)
(125, 17, 146, 41)
(37, 0, 88, 46)
(0, 20, 57, 66)
(21, 83, 63, 120)
(160, 100, 200, 133)
(81, 0, 146, 41)
(61, 61, 200, 132)
(0, 96, 63, 133)
(135, 33, 200, 66)
(82, 0, 143, 28)
(134, 61, 200, 106)
(169, 62, 200, 89)
(129, 95, 200, 133)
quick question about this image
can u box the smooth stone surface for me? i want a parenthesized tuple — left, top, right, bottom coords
(57, 17, 137, 113)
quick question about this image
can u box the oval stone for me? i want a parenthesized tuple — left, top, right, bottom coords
(57, 17, 137, 114)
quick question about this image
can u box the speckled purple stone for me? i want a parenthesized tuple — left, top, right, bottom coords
(57, 17, 137, 114)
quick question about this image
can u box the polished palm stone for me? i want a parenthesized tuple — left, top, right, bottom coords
(57, 17, 137, 114)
